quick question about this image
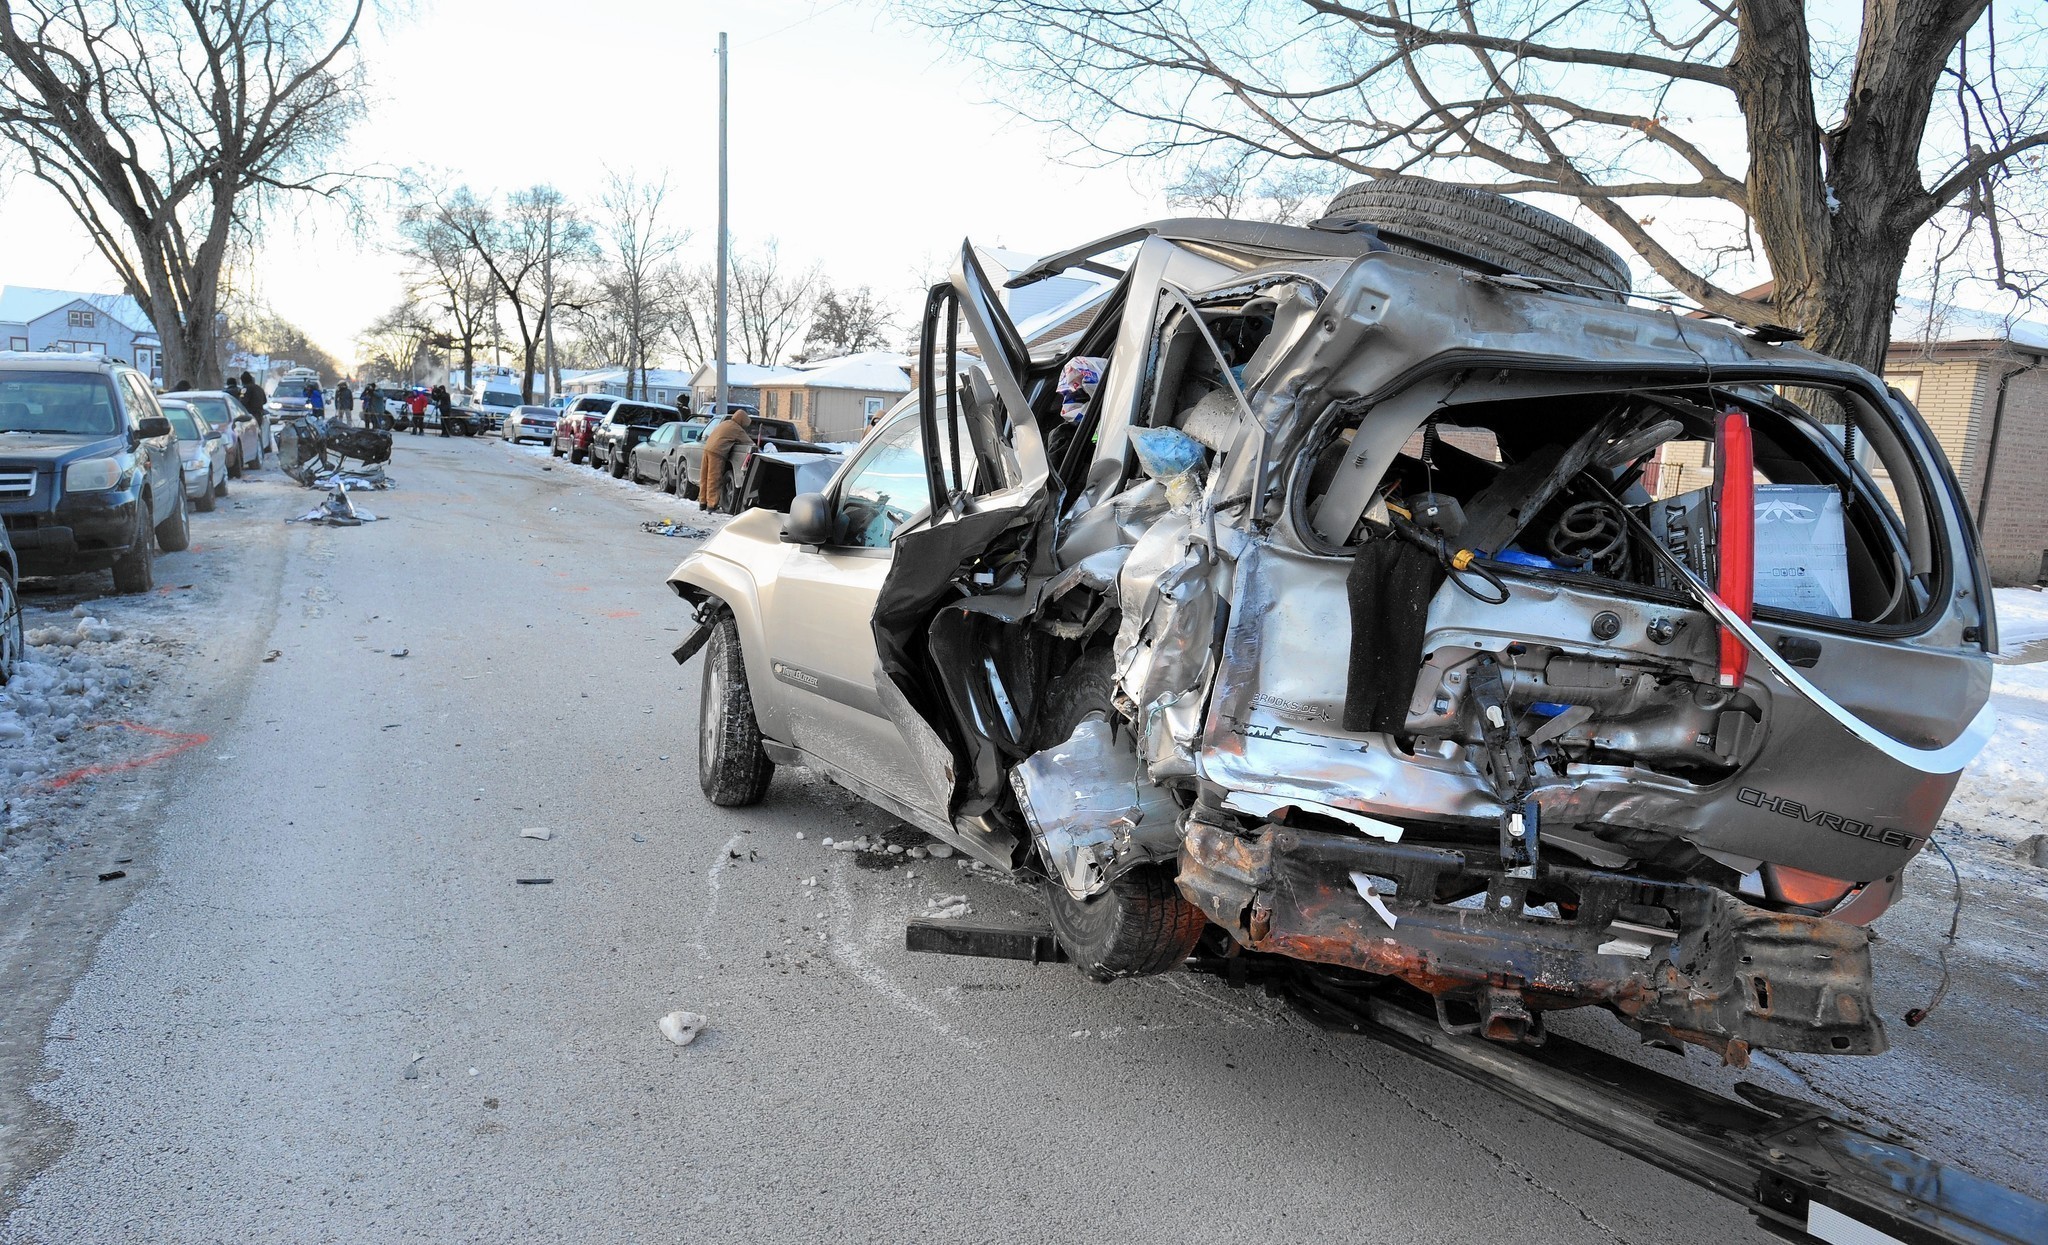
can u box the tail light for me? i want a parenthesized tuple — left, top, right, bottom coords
(1762, 863, 1855, 911)
(1714, 408, 1754, 688)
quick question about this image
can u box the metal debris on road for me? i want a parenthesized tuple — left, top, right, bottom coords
(640, 520, 711, 539)
(96, 870, 126, 882)
(289, 482, 379, 526)
(657, 1010, 708, 1046)
(262, 650, 281, 662)
(514, 877, 553, 885)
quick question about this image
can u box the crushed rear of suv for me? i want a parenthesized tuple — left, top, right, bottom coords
(669, 179, 1995, 1066)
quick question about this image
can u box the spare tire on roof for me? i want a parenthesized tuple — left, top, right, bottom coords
(1322, 176, 1632, 301)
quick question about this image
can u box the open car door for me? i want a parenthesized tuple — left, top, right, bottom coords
(866, 241, 1059, 866)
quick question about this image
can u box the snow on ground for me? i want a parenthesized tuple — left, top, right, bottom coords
(0, 599, 195, 881)
(1945, 587, 2048, 859)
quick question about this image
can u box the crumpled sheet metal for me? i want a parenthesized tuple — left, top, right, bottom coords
(1112, 506, 1224, 782)
(1010, 716, 1180, 899)
(288, 483, 379, 526)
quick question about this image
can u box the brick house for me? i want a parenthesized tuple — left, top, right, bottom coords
(1884, 305, 2048, 584)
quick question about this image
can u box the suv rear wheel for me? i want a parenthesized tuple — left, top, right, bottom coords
(610, 445, 629, 478)
(698, 614, 775, 806)
(112, 501, 154, 594)
(1034, 651, 1206, 980)
(155, 487, 190, 551)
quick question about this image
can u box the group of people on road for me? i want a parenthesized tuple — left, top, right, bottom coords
(221, 371, 276, 454)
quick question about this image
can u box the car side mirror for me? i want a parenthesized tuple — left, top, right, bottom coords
(782, 492, 832, 545)
(134, 416, 172, 439)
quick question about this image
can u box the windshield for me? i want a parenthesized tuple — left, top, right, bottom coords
(164, 408, 202, 440)
(483, 390, 521, 407)
(188, 396, 234, 427)
(0, 372, 121, 435)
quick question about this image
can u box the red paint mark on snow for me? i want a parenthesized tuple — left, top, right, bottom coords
(43, 721, 211, 790)
(603, 609, 639, 619)
(565, 585, 590, 593)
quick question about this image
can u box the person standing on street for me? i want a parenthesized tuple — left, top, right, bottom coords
(239, 371, 273, 454)
(305, 382, 325, 420)
(697, 409, 755, 514)
(362, 382, 384, 429)
(334, 381, 355, 426)
(408, 389, 429, 435)
(433, 385, 454, 436)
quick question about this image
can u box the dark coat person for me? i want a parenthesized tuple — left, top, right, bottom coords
(698, 411, 755, 513)
(335, 382, 355, 424)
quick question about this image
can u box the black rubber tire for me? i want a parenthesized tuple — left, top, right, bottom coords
(0, 565, 22, 687)
(570, 445, 586, 466)
(195, 483, 217, 513)
(551, 440, 563, 458)
(228, 451, 242, 480)
(215, 473, 228, 498)
(1322, 176, 1631, 301)
(682, 468, 699, 502)
(1033, 650, 1207, 980)
(697, 614, 775, 807)
(155, 487, 190, 552)
(610, 446, 628, 479)
(111, 504, 153, 594)
(663, 466, 679, 496)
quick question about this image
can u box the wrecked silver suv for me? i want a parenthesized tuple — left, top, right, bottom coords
(670, 180, 1996, 1064)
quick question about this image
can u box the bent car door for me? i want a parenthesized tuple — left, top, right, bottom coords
(757, 408, 957, 823)
(863, 242, 1055, 839)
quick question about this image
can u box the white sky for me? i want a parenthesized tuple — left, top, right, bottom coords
(0, 0, 1166, 364)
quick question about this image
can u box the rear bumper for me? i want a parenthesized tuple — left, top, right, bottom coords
(1176, 821, 1884, 1062)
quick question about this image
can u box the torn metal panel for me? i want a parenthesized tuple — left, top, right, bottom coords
(1010, 716, 1181, 899)
(1177, 821, 1886, 1060)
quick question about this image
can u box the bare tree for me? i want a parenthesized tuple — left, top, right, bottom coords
(396, 187, 496, 390)
(798, 284, 897, 361)
(909, 1, 2048, 371)
(354, 299, 436, 384)
(0, 0, 367, 386)
(595, 171, 689, 399)
(729, 239, 822, 365)
(428, 183, 593, 401)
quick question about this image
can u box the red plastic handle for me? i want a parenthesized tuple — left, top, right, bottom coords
(1715, 409, 1754, 688)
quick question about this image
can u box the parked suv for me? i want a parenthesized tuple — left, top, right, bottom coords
(0, 352, 189, 593)
(667, 180, 1997, 1065)
(552, 394, 617, 464)
(588, 400, 677, 477)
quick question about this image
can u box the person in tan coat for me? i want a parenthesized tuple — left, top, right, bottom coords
(698, 410, 755, 512)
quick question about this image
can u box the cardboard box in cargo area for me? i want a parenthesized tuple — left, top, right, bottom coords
(1754, 484, 1851, 617)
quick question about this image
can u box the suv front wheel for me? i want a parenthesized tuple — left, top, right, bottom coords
(698, 614, 774, 806)
(111, 500, 154, 594)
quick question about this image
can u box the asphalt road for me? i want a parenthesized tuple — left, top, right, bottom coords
(0, 435, 2039, 1244)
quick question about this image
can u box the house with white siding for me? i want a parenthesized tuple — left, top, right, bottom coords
(0, 286, 163, 383)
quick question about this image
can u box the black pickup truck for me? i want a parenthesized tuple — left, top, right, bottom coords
(675, 415, 823, 504)
(588, 400, 678, 477)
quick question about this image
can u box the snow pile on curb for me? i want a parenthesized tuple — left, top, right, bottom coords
(0, 605, 170, 876)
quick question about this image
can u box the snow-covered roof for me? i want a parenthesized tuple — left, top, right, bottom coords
(0, 286, 154, 333)
(765, 351, 912, 392)
(688, 362, 801, 389)
(571, 366, 697, 388)
(1892, 298, 2048, 352)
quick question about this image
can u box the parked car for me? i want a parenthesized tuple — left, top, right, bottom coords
(667, 182, 1998, 1065)
(589, 400, 678, 477)
(0, 520, 20, 686)
(164, 389, 261, 477)
(159, 398, 228, 513)
(437, 406, 482, 437)
(0, 351, 188, 593)
(501, 404, 558, 446)
(627, 419, 708, 492)
(675, 415, 810, 502)
(551, 394, 618, 464)
(266, 367, 322, 415)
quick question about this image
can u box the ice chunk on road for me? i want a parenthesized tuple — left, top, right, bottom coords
(658, 1010, 708, 1046)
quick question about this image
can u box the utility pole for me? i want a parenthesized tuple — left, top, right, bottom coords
(715, 31, 729, 419)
